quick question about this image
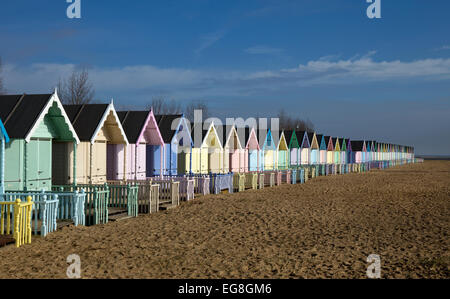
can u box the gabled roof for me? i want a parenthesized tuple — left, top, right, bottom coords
(284, 130, 299, 149)
(235, 126, 259, 150)
(0, 92, 79, 143)
(216, 124, 242, 149)
(324, 136, 333, 151)
(117, 111, 150, 144)
(191, 121, 222, 148)
(296, 130, 309, 148)
(257, 129, 275, 149)
(155, 114, 187, 144)
(317, 134, 326, 150)
(65, 101, 127, 144)
(0, 118, 9, 143)
(277, 131, 288, 150)
(338, 138, 346, 151)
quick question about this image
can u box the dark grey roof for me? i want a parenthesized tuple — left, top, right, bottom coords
(64, 104, 109, 141)
(284, 130, 295, 144)
(316, 134, 323, 143)
(117, 111, 150, 144)
(350, 140, 365, 151)
(156, 114, 183, 143)
(307, 132, 315, 144)
(0, 94, 51, 138)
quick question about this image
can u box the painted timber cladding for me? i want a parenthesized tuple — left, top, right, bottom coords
(156, 114, 192, 175)
(218, 125, 243, 173)
(258, 129, 276, 171)
(309, 132, 319, 164)
(0, 92, 79, 191)
(317, 134, 327, 164)
(297, 131, 310, 165)
(238, 127, 259, 172)
(115, 110, 165, 179)
(0, 119, 10, 194)
(325, 136, 334, 164)
(277, 132, 289, 170)
(191, 122, 223, 174)
(284, 130, 299, 167)
(64, 102, 128, 184)
(332, 138, 340, 164)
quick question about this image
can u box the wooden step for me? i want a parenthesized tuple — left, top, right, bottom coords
(159, 204, 177, 211)
(108, 213, 132, 222)
(0, 235, 15, 247)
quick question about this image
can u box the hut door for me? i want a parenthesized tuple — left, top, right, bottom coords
(136, 143, 146, 179)
(52, 142, 69, 185)
(249, 150, 258, 171)
(38, 139, 52, 190)
(26, 138, 52, 191)
(93, 141, 107, 183)
(26, 139, 39, 190)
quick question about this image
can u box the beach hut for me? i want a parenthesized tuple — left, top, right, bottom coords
(317, 134, 327, 164)
(284, 130, 300, 167)
(325, 136, 334, 164)
(156, 114, 192, 175)
(350, 141, 366, 163)
(277, 131, 289, 170)
(113, 110, 164, 180)
(218, 125, 243, 173)
(0, 92, 79, 191)
(346, 139, 353, 164)
(0, 119, 10, 194)
(297, 131, 310, 165)
(332, 137, 340, 164)
(258, 129, 276, 171)
(309, 132, 320, 165)
(191, 122, 223, 174)
(64, 102, 128, 184)
(377, 142, 382, 161)
(339, 138, 347, 164)
(237, 126, 259, 172)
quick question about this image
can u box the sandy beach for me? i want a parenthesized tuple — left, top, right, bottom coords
(0, 160, 448, 279)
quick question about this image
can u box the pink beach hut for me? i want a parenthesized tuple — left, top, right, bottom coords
(114, 110, 164, 180)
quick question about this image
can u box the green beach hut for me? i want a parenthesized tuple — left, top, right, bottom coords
(0, 91, 79, 191)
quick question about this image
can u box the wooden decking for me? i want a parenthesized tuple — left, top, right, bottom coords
(0, 235, 15, 248)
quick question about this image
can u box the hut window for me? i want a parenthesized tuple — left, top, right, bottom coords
(211, 138, 215, 146)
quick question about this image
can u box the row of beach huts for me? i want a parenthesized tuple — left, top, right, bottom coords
(0, 91, 420, 248)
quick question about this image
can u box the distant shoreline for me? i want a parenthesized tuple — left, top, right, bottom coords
(416, 156, 450, 161)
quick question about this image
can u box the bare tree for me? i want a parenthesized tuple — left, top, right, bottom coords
(277, 109, 315, 132)
(148, 95, 182, 115)
(0, 57, 5, 95)
(185, 100, 210, 123)
(57, 68, 95, 105)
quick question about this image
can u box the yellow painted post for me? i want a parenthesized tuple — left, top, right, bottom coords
(14, 199, 22, 247)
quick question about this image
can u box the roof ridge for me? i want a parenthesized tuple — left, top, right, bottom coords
(4, 93, 26, 125)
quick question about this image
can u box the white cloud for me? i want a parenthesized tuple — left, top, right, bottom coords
(3, 53, 450, 100)
(244, 46, 284, 55)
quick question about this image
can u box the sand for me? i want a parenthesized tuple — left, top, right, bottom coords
(0, 160, 448, 279)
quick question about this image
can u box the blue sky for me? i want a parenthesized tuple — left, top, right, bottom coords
(1, 0, 450, 155)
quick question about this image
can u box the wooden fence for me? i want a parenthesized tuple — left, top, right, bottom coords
(53, 185, 109, 226)
(244, 173, 258, 190)
(233, 173, 245, 192)
(0, 197, 33, 248)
